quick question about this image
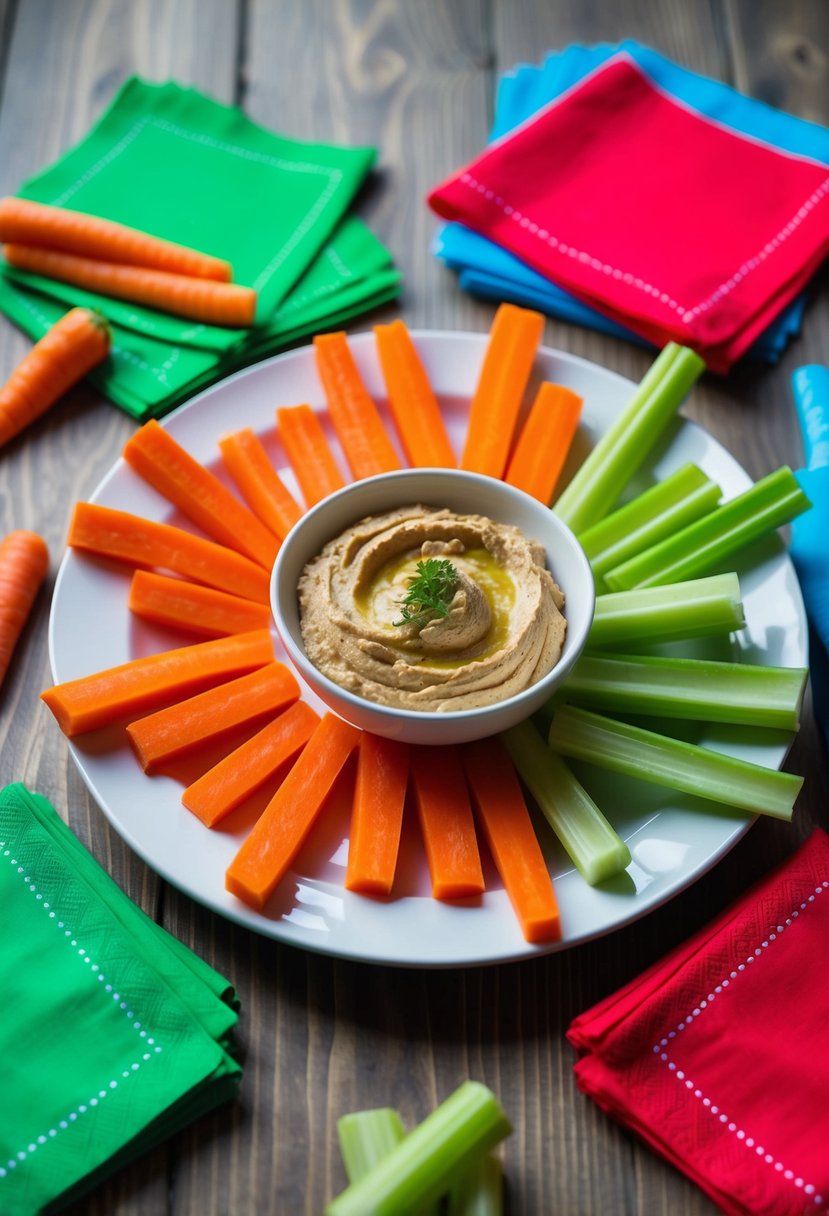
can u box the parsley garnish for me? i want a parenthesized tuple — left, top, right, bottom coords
(393, 558, 458, 629)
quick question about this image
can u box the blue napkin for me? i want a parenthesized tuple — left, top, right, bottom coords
(790, 366, 829, 753)
(434, 41, 828, 364)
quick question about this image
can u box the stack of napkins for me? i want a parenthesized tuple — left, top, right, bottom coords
(0, 783, 241, 1215)
(0, 77, 401, 419)
(428, 42, 829, 371)
(569, 827, 829, 1214)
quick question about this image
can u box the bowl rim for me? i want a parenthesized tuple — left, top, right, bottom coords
(270, 466, 596, 724)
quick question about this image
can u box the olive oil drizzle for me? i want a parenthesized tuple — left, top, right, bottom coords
(356, 546, 515, 667)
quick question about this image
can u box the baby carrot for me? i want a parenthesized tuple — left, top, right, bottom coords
(218, 427, 303, 540)
(0, 306, 110, 447)
(461, 303, 545, 479)
(374, 320, 456, 467)
(345, 733, 411, 897)
(277, 404, 346, 507)
(505, 382, 583, 505)
(4, 245, 256, 328)
(128, 571, 272, 638)
(0, 196, 232, 281)
(461, 738, 560, 943)
(409, 745, 484, 901)
(183, 699, 320, 828)
(225, 712, 361, 910)
(314, 331, 401, 479)
(123, 419, 280, 569)
(0, 530, 49, 687)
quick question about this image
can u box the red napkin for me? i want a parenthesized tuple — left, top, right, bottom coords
(567, 829, 829, 1215)
(428, 54, 829, 372)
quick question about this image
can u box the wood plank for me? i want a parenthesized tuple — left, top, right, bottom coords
(243, 0, 493, 330)
(0, 2, 243, 1214)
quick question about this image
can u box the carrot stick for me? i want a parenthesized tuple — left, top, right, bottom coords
(225, 712, 361, 910)
(504, 382, 583, 505)
(3, 244, 256, 327)
(0, 306, 110, 447)
(460, 304, 545, 479)
(68, 501, 272, 604)
(345, 733, 410, 897)
(126, 661, 299, 773)
(183, 699, 320, 828)
(0, 530, 49, 687)
(123, 419, 280, 569)
(0, 196, 232, 281)
(313, 331, 402, 479)
(373, 320, 456, 468)
(128, 570, 272, 638)
(461, 738, 560, 943)
(218, 427, 303, 540)
(41, 628, 274, 737)
(277, 404, 346, 507)
(409, 745, 484, 901)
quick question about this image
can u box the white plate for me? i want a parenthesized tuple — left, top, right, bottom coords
(48, 332, 808, 967)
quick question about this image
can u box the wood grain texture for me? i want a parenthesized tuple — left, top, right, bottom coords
(0, 2, 826, 1214)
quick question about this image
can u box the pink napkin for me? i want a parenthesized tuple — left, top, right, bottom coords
(428, 54, 829, 372)
(568, 829, 829, 1215)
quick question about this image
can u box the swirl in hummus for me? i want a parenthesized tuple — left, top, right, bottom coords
(297, 505, 566, 712)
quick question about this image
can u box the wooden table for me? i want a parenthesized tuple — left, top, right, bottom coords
(1, 2, 827, 1212)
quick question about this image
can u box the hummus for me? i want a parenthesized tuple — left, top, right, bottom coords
(297, 505, 566, 712)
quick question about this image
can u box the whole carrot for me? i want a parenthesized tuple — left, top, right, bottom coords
(0, 306, 110, 448)
(3, 245, 256, 328)
(0, 196, 233, 281)
(0, 529, 49, 687)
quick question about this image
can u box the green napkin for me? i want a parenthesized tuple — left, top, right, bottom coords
(0, 216, 401, 419)
(4, 76, 376, 334)
(0, 75, 402, 420)
(0, 783, 241, 1216)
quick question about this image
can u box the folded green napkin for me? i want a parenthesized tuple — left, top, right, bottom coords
(6, 76, 375, 330)
(0, 76, 401, 419)
(0, 783, 241, 1216)
(0, 216, 401, 419)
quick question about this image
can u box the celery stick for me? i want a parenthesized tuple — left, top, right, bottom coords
(604, 466, 812, 590)
(338, 1110, 406, 1183)
(560, 652, 807, 729)
(548, 705, 803, 820)
(325, 1082, 511, 1216)
(586, 573, 745, 649)
(553, 343, 705, 534)
(338, 1109, 439, 1216)
(448, 1154, 503, 1215)
(578, 463, 722, 585)
(502, 719, 631, 884)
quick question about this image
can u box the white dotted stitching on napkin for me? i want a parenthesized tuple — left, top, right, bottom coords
(650, 880, 829, 1208)
(49, 114, 344, 299)
(9, 290, 172, 389)
(457, 171, 829, 326)
(263, 238, 358, 321)
(52, 118, 154, 207)
(0, 843, 163, 1183)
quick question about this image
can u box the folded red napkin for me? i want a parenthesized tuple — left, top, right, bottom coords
(567, 829, 829, 1215)
(428, 54, 829, 372)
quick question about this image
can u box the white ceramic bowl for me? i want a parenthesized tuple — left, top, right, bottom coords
(271, 468, 595, 745)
